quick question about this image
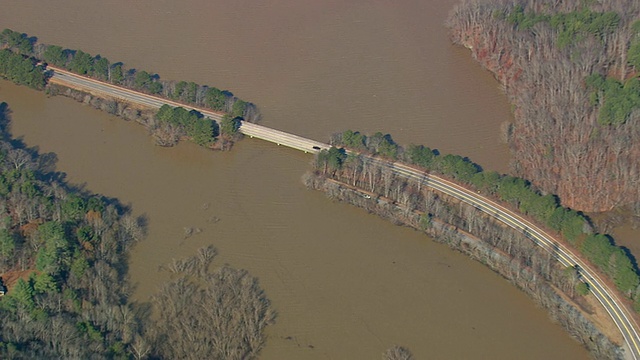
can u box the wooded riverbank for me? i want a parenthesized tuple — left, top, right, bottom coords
(305, 169, 622, 359)
(305, 128, 640, 358)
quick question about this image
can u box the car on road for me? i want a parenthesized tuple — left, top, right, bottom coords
(312, 146, 321, 150)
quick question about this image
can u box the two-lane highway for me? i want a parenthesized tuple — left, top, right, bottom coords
(381, 158, 640, 359)
(47, 66, 640, 359)
(49, 67, 330, 154)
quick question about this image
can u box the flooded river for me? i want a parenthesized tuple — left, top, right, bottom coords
(0, 0, 588, 358)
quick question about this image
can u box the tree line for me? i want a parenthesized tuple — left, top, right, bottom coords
(0, 49, 46, 89)
(305, 145, 622, 359)
(326, 130, 640, 311)
(447, 1, 640, 213)
(46, 83, 243, 151)
(0, 102, 274, 359)
(0, 28, 260, 122)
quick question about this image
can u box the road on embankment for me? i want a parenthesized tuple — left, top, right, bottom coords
(378, 159, 640, 360)
(47, 66, 640, 359)
(48, 67, 330, 154)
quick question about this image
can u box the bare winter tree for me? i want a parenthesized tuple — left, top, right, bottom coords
(447, 0, 640, 212)
(151, 247, 276, 360)
(304, 153, 623, 359)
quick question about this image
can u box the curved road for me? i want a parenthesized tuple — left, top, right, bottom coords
(380, 159, 640, 359)
(48, 66, 640, 359)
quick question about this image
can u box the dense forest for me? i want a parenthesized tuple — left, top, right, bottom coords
(0, 102, 273, 359)
(0, 102, 144, 358)
(0, 49, 45, 89)
(447, 0, 640, 213)
(307, 129, 640, 357)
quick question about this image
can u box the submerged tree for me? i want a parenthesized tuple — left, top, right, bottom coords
(152, 245, 275, 360)
(383, 345, 414, 360)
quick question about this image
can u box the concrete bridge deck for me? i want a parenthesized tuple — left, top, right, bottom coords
(50, 67, 330, 154)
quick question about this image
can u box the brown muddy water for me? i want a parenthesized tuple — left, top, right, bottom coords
(0, 0, 589, 359)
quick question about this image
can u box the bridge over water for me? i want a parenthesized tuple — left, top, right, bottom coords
(49, 67, 330, 154)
